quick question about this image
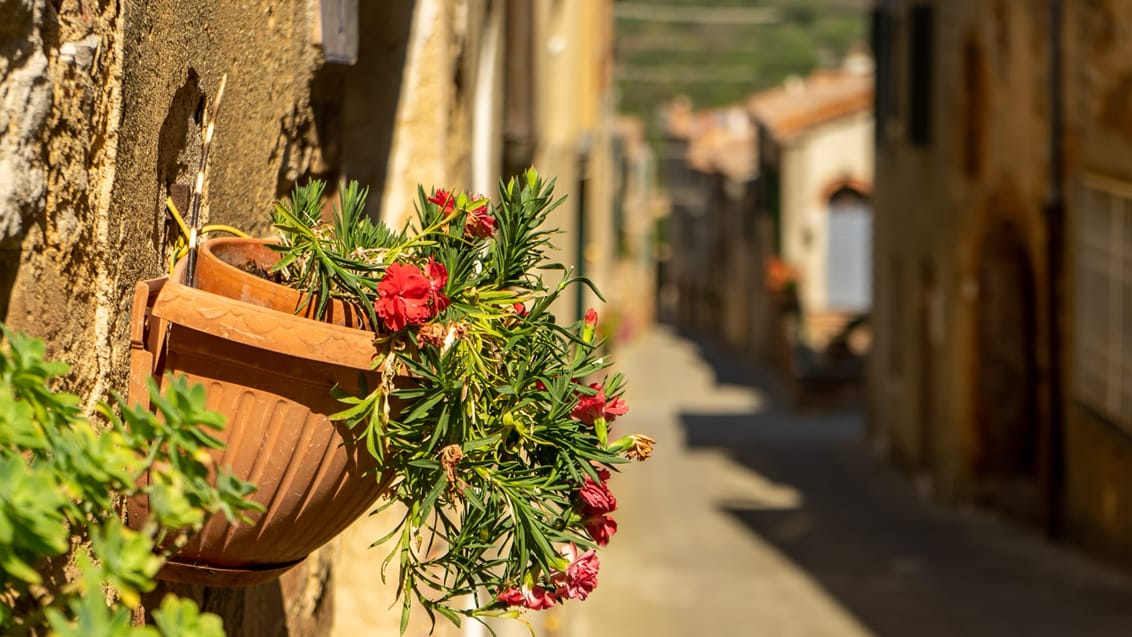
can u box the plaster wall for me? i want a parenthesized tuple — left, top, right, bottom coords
(780, 112, 874, 313)
(869, 0, 1051, 501)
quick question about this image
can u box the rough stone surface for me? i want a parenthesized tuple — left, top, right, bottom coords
(0, 0, 50, 246)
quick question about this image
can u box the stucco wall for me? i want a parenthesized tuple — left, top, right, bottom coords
(870, 0, 1052, 502)
(873, 0, 1132, 569)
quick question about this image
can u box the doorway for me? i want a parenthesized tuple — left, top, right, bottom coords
(973, 221, 1040, 522)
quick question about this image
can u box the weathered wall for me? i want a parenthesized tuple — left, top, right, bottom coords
(873, 0, 1132, 571)
(1059, 0, 1132, 568)
(0, 0, 478, 633)
(869, 0, 1051, 503)
(2, 0, 124, 408)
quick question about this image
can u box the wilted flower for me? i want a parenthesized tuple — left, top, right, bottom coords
(626, 434, 656, 462)
(417, 322, 447, 349)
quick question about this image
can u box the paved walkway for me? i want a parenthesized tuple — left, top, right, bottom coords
(552, 327, 1132, 637)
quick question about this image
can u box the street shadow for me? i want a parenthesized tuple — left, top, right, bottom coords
(677, 332, 1132, 637)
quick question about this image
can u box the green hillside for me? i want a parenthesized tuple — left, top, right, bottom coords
(614, 0, 869, 117)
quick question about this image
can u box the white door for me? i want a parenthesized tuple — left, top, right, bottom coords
(826, 199, 872, 312)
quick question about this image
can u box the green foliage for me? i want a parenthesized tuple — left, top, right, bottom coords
(616, 0, 869, 117)
(0, 325, 262, 636)
(269, 179, 404, 326)
(272, 169, 651, 631)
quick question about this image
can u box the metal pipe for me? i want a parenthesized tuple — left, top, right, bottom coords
(502, 0, 535, 179)
(1043, 0, 1065, 538)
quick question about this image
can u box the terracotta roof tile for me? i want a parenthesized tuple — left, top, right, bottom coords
(748, 69, 874, 140)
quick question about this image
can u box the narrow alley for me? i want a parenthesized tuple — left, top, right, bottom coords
(558, 327, 1132, 637)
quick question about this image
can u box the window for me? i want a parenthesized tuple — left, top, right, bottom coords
(907, 5, 934, 146)
(871, 7, 894, 145)
(1075, 175, 1132, 429)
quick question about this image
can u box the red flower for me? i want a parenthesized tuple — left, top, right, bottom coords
(497, 584, 556, 610)
(464, 202, 497, 239)
(376, 263, 433, 332)
(428, 189, 456, 214)
(584, 308, 598, 327)
(513, 302, 528, 317)
(570, 383, 629, 426)
(551, 544, 600, 601)
(577, 470, 616, 515)
(423, 257, 450, 312)
(583, 513, 618, 547)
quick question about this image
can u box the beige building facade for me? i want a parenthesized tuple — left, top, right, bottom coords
(751, 65, 874, 345)
(870, 0, 1132, 570)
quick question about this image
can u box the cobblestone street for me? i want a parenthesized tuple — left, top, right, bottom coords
(554, 327, 1132, 637)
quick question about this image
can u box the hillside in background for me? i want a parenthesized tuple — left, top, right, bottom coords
(615, 0, 869, 118)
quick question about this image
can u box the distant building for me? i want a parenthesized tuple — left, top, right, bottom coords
(660, 100, 762, 350)
(660, 60, 874, 372)
(750, 61, 875, 350)
(870, 0, 1132, 569)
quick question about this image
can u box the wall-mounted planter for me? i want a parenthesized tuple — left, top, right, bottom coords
(127, 242, 390, 587)
(195, 236, 370, 328)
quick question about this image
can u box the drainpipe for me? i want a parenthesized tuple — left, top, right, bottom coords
(502, 0, 536, 179)
(575, 151, 590, 322)
(1043, 0, 1065, 539)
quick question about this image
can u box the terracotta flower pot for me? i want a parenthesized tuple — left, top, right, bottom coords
(127, 253, 390, 587)
(195, 236, 371, 328)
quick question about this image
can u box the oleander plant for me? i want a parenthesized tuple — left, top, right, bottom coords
(268, 168, 655, 631)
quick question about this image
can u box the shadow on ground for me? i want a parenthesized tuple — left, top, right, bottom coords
(677, 333, 1132, 637)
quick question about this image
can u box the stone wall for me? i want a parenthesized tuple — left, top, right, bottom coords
(0, 1, 479, 634)
(869, 0, 1052, 503)
(873, 0, 1132, 571)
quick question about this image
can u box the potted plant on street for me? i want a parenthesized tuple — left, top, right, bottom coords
(129, 168, 655, 630)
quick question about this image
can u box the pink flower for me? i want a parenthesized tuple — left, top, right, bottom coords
(577, 469, 616, 515)
(497, 584, 556, 610)
(423, 257, 450, 312)
(570, 383, 629, 426)
(428, 189, 456, 214)
(376, 263, 433, 332)
(464, 197, 497, 239)
(583, 513, 618, 547)
(551, 544, 600, 601)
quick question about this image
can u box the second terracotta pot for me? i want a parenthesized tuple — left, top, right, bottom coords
(196, 236, 371, 329)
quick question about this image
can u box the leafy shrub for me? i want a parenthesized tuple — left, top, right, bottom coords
(0, 324, 261, 636)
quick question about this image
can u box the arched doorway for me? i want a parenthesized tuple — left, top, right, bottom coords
(973, 221, 1040, 521)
